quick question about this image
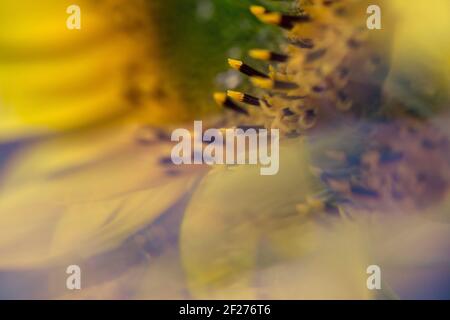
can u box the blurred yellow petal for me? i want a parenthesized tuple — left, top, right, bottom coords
(180, 139, 321, 299)
(0, 121, 204, 269)
(257, 216, 373, 300)
(50, 176, 196, 260)
(179, 137, 376, 299)
(0, 178, 195, 269)
(0, 0, 188, 142)
(384, 0, 450, 114)
(3, 122, 163, 190)
(0, 1, 112, 51)
(0, 36, 145, 139)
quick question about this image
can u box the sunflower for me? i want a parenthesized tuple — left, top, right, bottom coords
(0, 0, 449, 300)
(181, 0, 450, 299)
(0, 0, 265, 299)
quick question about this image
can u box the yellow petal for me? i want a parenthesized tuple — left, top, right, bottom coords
(50, 176, 196, 260)
(0, 121, 204, 269)
(383, 0, 450, 114)
(180, 138, 321, 299)
(0, 0, 187, 141)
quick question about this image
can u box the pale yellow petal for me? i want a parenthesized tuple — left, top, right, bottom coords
(180, 139, 320, 299)
(50, 175, 197, 260)
(0, 121, 204, 269)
